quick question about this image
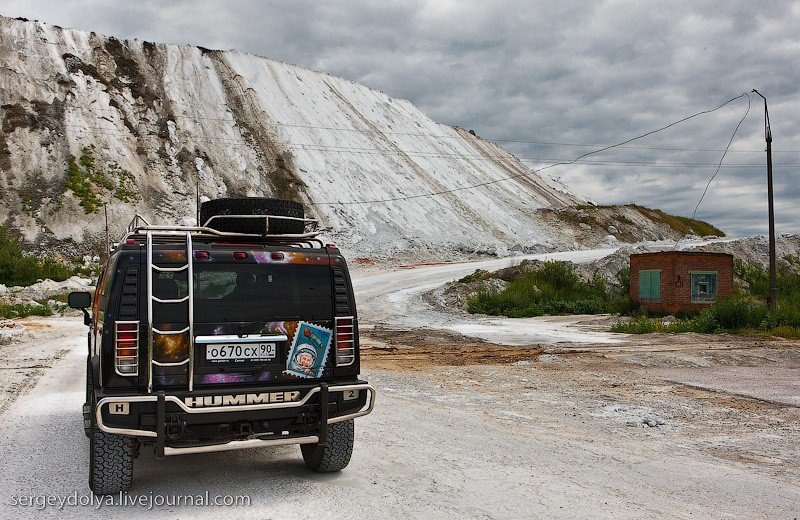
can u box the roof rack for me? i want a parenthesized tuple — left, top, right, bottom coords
(113, 213, 325, 251)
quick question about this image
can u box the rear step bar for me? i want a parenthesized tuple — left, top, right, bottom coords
(164, 435, 320, 456)
(94, 383, 375, 455)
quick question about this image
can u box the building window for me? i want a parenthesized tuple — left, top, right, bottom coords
(691, 272, 718, 303)
(639, 270, 661, 300)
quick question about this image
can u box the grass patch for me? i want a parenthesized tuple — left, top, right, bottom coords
(64, 145, 139, 214)
(768, 326, 800, 339)
(630, 205, 723, 237)
(0, 225, 76, 286)
(459, 269, 490, 283)
(612, 297, 800, 338)
(572, 203, 724, 237)
(0, 301, 53, 319)
(467, 261, 628, 317)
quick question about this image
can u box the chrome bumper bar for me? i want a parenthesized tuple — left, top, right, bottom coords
(163, 435, 320, 456)
(94, 383, 376, 443)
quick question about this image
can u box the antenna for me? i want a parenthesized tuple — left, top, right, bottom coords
(196, 163, 201, 225)
(104, 203, 109, 259)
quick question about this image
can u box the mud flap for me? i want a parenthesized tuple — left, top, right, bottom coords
(155, 391, 165, 459)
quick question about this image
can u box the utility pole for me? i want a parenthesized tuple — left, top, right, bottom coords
(752, 89, 777, 307)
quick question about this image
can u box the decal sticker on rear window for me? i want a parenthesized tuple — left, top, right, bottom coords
(285, 321, 332, 379)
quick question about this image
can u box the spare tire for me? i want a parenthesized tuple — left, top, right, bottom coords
(200, 197, 305, 235)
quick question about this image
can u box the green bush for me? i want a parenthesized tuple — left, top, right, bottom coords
(613, 297, 800, 337)
(0, 225, 73, 286)
(673, 308, 701, 320)
(64, 146, 139, 214)
(611, 316, 661, 334)
(735, 259, 800, 306)
(467, 261, 616, 317)
(0, 301, 53, 318)
(459, 269, 489, 283)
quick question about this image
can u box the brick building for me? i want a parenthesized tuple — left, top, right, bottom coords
(629, 251, 734, 314)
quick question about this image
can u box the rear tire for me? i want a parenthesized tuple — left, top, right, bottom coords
(301, 420, 354, 472)
(199, 197, 305, 235)
(87, 379, 134, 495)
(89, 427, 134, 495)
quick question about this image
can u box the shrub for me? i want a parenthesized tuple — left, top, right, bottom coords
(614, 297, 800, 336)
(64, 146, 139, 214)
(0, 302, 53, 319)
(467, 261, 615, 317)
(673, 308, 701, 320)
(611, 316, 660, 334)
(0, 225, 73, 286)
(459, 269, 489, 283)
(770, 326, 800, 339)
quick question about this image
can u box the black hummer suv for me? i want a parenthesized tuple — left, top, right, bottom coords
(68, 198, 375, 495)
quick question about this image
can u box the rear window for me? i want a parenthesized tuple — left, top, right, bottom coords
(194, 264, 333, 323)
(150, 264, 333, 324)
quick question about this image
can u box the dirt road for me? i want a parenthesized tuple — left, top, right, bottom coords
(352, 248, 624, 344)
(1, 253, 798, 518)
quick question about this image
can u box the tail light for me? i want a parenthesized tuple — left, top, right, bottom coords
(115, 321, 139, 376)
(335, 316, 355, 366)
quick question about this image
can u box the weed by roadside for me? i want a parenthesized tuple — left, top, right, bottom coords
(0, 302, 53, 319)
(466, 261, 629, 317)
(0, 225, 75, 286)
(612, 297, 800, 338)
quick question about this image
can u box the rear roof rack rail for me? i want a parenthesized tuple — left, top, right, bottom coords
(114, 213, 326, 251)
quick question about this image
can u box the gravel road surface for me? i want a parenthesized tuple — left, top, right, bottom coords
(1, 253, 798, 518)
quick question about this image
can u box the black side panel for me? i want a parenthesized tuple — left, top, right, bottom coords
(332, 267, 351, 316)
(118, 266, 139, 321)
(102, 252, 141, 389)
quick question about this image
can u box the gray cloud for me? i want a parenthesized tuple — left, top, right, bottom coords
(3, 0, 798, 236)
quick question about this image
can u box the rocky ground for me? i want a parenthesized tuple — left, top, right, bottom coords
(0, 276, 92, 305)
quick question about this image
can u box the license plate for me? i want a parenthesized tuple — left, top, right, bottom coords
(206, 343, 276, 363)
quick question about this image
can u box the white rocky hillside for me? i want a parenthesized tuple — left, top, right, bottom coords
(0, 16, 716, 259)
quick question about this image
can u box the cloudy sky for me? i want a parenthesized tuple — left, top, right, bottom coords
(4, 0, 798, 236)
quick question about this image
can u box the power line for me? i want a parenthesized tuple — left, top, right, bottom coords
(56, 104, 800, 153)
(692, 94, 752, 220)
(6, 67, 800, 154)
(310, 93, 757, 205)
(36, 115, 799, 168)
(50, 119, 799, 168)
(673, 93, 752, 251)
(494, 139, 797, 154)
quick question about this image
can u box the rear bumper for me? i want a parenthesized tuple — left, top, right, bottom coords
(94, 382, 375, 456)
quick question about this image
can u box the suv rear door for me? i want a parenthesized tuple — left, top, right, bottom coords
(148, 249, 336, 389)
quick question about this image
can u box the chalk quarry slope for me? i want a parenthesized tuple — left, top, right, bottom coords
(0, 16, 691, 259)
